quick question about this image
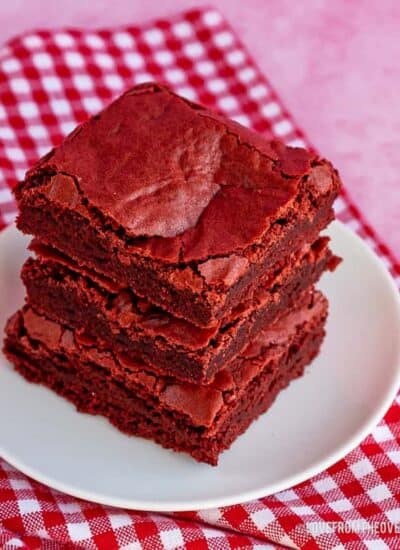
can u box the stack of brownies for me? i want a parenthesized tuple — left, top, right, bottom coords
(4, 83, 341, 465)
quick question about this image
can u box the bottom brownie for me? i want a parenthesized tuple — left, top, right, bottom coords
(4, 291, 328, 465)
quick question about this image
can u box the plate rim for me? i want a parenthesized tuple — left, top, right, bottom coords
(1, 220, 400, 512)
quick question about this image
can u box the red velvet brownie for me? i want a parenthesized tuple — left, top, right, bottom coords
(4, 290, 328, 465)
(22, 237, 338, 382)
(15, 82, 341, 327)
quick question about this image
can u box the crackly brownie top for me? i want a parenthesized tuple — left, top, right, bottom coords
(24, 82, 338, 263)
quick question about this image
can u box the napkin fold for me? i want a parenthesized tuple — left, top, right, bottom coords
(0, 7, 399, 549)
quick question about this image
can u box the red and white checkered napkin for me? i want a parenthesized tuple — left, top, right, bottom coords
(0, 7, 399, 549)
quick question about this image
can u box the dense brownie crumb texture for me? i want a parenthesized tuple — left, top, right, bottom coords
(4, 82, 341, 465)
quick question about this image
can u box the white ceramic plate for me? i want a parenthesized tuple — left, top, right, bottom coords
(1, 221, 400, 511)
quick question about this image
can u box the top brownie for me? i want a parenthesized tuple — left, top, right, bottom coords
(15, 82, 341, 327)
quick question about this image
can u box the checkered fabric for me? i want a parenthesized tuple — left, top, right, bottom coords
(0, 6, 399, 550)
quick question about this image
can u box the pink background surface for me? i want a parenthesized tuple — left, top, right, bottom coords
(1, 0, 399, 258)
